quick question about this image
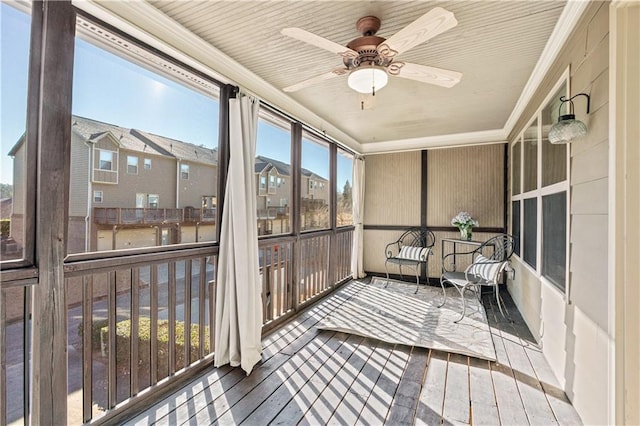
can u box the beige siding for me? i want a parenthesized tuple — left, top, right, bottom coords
(178, 161, 217, 208)
(96, 151, 176, 208)
(427, 144, 504, 228)
(69, 132, 90, 217)
(364, 151, 421, 226)
(11, 143, 26, 215)
(506, 3, 609, 425)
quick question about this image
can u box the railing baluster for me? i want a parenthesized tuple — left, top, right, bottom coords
(150, 265, 158, 386)
(168, 262, 176, 376)
(184, 259, 192, 368)
(82, 276, 93, 423)
(199, 258, 206, 360)
(130, 268, 139, 396)
(107, 271, 117, 409)
(209, 276, 216, 355)
(0, 288, 6, 426)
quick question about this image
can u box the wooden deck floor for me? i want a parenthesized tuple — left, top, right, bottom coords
(125, 279, 582, 426)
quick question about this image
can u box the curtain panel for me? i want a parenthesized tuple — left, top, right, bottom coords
(351, 157, 365, 278)
(214, 95, 263, 375)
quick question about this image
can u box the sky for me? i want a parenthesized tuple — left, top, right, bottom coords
(1, 3, 351, 188)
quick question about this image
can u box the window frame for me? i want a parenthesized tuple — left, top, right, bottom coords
(510, 68, 571, 297)
(127, 155, 138, 174)
(144, 158, 151, 170)
(93, 190, 103, 203)
(99, 149, 115, 171)
(180, 163, 190, 180)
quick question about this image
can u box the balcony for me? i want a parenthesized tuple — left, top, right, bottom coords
(93, 207, 217, 225)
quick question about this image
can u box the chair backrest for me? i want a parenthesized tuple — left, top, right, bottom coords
(475, 234, 515, 261)
(398, 227, 436, 249)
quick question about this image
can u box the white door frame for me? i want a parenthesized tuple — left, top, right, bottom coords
(609, 3, 640, 425)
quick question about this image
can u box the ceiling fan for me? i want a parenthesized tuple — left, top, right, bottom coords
(281, 7, 462, 95)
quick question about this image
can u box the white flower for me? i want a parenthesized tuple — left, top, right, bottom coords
(451, 211, 479, 228)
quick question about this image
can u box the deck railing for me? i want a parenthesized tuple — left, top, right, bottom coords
(93, 207, 216, 225)
(1, 226, 354, 425)
(0, 279, 32, 426)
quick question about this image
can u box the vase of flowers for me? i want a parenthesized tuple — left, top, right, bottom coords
(451, 211, 479, 241)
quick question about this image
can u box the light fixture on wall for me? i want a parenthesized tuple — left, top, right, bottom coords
(348, 65, 388, 96)
(548, 93, 591, 144)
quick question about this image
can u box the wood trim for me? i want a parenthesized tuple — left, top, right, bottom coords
(216, 84, 234, 242)
(421, 150, 428, 228)
(29, 2, 76, 423)
(364, 225, 505, 234)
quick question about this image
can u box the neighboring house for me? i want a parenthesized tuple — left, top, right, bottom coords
(9, 115, 219, 253)
(254, 155, 329, 234)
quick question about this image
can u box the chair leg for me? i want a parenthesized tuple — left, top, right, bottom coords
(453, 284, 469, 323)
(438, 277, 448, 308)
(495, 285, 507, 319)
(414, 267, 420, 294)
(384, 262, 390, 288)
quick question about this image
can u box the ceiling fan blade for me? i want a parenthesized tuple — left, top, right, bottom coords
(283, 68, 348, 92)
(377, 7, 457, 59)
(281, 28, 358, 59)
(393, 62, 462, 88)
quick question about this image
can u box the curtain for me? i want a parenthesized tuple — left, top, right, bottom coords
(214, 94, 263, 375)
(351, 157, 366, 278)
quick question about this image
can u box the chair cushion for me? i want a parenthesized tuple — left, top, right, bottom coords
(397, 245, 428, 261)
(468, 254, 503, 281)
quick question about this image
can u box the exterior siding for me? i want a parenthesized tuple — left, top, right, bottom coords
(178, 160, 217, 208)
(506, 3, 609, 425)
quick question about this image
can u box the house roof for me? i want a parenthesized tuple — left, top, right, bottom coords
(255, 155, 327, 181)
(71, 116, 217, 166)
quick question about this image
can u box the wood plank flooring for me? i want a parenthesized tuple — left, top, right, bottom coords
(125, 279, 582, 425)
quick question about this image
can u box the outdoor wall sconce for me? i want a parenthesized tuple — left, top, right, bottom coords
(548, 93, 591, 144)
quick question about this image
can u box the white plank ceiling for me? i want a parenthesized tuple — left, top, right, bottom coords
(105, 1, 569, 153)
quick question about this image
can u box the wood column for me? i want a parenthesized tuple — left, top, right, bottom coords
(29, 1, 75, 423)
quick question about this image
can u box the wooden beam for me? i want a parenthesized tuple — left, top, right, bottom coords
(29, 1, 75, 423)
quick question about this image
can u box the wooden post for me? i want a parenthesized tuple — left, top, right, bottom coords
(291, 123, 302, 310)
(29, 1, 75, 424)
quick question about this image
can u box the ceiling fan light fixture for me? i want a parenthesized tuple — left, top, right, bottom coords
(348, 66, 388, 94)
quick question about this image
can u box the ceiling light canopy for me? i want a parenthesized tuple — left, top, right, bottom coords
(548, 93, 591, 144)
(347, 66, 388, 95)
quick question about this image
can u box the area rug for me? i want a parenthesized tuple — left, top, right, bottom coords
(317, 277, 496, 361)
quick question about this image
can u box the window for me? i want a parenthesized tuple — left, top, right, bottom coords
(542, 192, 567, 290)
(255, 111, 291, 236)
(302, 132, 330, 231)
(523, 120, 537, 193)
(268, 174, 276, 193)
(511, 200, 520, 256)
(68, 16, 219, 255)
(147, 194, 159, 209)
(511, 77, 568, 292)
(180, 164, 189, 180)
(127, 155, 138, 174)
(1, 2, 31, 264)
(99, 150, 114, 171)
(93, 190, 103, 203)
(337, 149, 354, 227)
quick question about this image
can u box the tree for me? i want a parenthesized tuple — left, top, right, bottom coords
(341, 180, 352, 208)
(0, 183, 12, 199)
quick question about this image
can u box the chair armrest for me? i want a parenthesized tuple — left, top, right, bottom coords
(385, 241, 401, 259)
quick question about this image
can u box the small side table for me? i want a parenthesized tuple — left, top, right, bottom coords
(441, 238, 483, 272)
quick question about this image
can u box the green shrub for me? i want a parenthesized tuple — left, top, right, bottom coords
(0, 219, 10, 238)
(99, 317, 210, 372)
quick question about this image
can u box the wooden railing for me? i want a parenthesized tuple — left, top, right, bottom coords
(1, 226, 354, 424)
(0, 279, 33, 426)
(63, 247, 218, 424)
(93, 207, 216, 225)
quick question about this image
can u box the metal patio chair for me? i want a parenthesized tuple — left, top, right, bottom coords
(384, 227, 436, 293)
(439, 233, 515, 322)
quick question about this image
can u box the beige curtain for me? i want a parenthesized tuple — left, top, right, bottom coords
(351, 157, 365, 278)
(214, 94, 263, 375)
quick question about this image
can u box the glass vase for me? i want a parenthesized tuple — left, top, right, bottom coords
(460, 227, 472, 241)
